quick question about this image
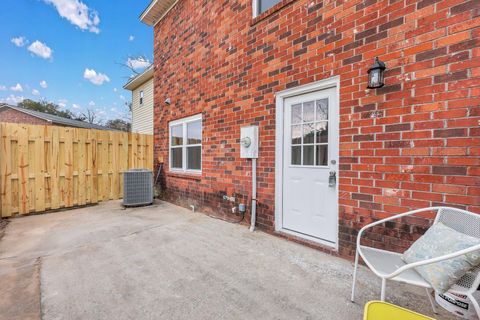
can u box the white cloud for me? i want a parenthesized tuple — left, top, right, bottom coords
(0, 85, 6, 91)
(32, 89, 40, 96)
(40, 80, 48, 88)
(119, 95, 125, 100)
(44, 0, 100, 33)
(83, 68, 110, 85)
(113, 88, 118, 92)
(58, 99, 68, 108)
(5, 95, 25, 105)
(88, 101, 95, 106)
(28, 41, 53, 59)
(72, 103, 81, 109)
(10, 83, 23, 92)
(11, 36, 27, 47)
(128, 35, 135, 42)
(127, 57, 150, 70)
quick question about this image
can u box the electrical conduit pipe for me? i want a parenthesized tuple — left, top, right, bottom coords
(250, 158, 257, 232)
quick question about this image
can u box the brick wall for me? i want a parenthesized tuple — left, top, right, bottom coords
(0, 108, 50, 126)
(153, 0, 480, 257)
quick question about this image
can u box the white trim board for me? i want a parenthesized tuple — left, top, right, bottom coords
(274, 76, 340, 250)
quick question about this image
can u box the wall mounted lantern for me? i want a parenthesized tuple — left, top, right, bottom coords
(367, 57, 386, 89)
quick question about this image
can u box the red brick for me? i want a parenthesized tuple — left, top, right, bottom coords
(151, 0, 480, 259)
(0, 108, 50, 125)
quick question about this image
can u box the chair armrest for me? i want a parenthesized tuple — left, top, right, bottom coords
(385, 243, 480, 280)
(356, 207, 442, 249)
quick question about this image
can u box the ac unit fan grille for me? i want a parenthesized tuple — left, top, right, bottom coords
(123, 169, 153, 206)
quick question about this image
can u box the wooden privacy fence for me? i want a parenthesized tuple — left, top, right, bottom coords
(0, 123, 153, 218)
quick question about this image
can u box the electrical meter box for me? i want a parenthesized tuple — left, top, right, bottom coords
(240, 126, 258, 159)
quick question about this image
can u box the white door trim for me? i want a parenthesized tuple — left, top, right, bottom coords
(274, 76, 340, 250)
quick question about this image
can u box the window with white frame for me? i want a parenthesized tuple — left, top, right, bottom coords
(253, 0, 281, 16)
(139, 90, 144, 105)
(291, 99, 329, 166)
(169, 114, 202, 172)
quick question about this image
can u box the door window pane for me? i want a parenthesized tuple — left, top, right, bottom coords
(316, 145, 328, 166)
(291, 146, 301, 165)
(303, 101, 315, 123)
(171, 125, 183, 146)
(187, 120, 202, 145)
(289, 98, 330, 167)
(171, 148, 183, 168)
(316, 99, 328, 121)
(292, 125, 302, 145)
(187, 146, 201, 170)
(303, 123, 315, 144)
(303, 146, 314, 165)
(291, 104, 302, 124)
(315, 122, 328, 143)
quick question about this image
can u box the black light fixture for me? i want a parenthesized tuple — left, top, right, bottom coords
(367, 57, 386, 89)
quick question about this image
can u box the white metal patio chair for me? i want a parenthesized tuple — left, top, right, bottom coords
(351, 207, 480, 316)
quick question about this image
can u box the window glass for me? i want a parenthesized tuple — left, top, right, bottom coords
(291, 125, 302, 145)
(140, 90, 144, 105)
(171, 125, 183, 146)
(315, 122, 328, 144)
(303, 101, 315, 123)
(303, 146, 314, 165)
(187, 120, 202, 145)
(291, 104, 302, 124)
(258, 0, 281, 14)
(171, 148, 183, 169)
(316, 99, 328, 121)
(303, 123, 315, 144)
(316, 145, 328, 166)
(292, 146, 301, 165)
(187, 146, 201, 170)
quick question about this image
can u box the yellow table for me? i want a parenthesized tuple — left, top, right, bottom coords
(364, 301, 435, 320)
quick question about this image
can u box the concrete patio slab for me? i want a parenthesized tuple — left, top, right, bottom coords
(0, 201, 454, 319)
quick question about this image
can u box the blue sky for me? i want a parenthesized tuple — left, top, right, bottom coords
(0, 0, 153, 122)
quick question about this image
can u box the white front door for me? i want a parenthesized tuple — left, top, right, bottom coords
(282, 88, 339, 245)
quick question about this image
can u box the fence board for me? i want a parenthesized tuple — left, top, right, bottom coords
(0, 123, 153, 217)
(17, 125, 29, 215)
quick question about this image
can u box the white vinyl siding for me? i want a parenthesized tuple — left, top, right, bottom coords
(131, 78, 154, 134)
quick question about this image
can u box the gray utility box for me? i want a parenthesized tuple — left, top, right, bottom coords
(123, 169, 153, 207)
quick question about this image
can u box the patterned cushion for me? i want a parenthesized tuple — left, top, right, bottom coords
(402, 222, 480, 293)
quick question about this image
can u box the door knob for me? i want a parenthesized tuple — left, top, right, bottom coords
(329, 171, 336, 187)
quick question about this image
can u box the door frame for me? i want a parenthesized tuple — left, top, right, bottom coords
(274, 76, 340, 250)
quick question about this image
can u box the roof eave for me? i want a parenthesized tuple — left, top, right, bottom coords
(0, 104, 51, 122)
(139, 0, 179, 26)
(139, 0, 158, 25)
(123, 66, 154, 91)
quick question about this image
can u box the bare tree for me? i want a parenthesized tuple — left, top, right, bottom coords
(116, 55, 152, 78)
(79, 109, 100, 124)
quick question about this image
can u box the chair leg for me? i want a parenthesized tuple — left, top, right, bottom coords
(380, 278, 387, 301)
(468, 293, 480, 319)
(351, 249, 359, 302)
(425, 288, 437, 314)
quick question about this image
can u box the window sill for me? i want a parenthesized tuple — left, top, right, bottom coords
(251, 0, 297, 26)
(167, 171, 202, 181)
